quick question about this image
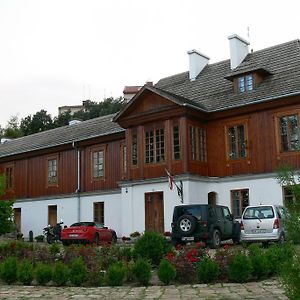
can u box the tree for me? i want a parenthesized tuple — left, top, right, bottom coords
(52, 110, 72, 127)
(2, 115, 23, 138)
(0, 176, 15, 235)
(276, 164, 300, 244)
(20, 110, 54, 136)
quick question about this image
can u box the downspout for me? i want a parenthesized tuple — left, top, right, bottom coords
(72, 142, 81, 222)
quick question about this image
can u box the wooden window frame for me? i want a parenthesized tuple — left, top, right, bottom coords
(238, 74, 253, 93)
(131, 131, 138, 167)
(91, 146, 105, 180)
(230, 189, 249, 218)
(225, 121, 248, 161)
(189, 125, 207, 162)
(93, 202, 104, 224)
(4, 164, 14, 190)
(120, 142, 127, 179)
(145, 125, 165, 164)
(173, 124, 181, 160)
(47, 155, 58, 187)
(275, 111, 300, 154)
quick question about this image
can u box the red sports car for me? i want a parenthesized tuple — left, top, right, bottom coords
(61, 222, 117, 246)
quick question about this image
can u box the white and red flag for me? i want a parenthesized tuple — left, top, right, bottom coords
(165, 169, 174, 190)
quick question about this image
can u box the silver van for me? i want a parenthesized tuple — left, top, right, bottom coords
(240, 205, 285, 244)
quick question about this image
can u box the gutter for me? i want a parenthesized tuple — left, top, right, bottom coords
(72, 141, 81, 222)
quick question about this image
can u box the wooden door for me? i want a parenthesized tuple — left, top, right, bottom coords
(145, 192, 164, 233)
(48, 205, 57, 226)
(14, 208, 21, 233)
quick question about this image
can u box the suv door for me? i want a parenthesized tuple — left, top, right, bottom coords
(219, 206, 234, 239)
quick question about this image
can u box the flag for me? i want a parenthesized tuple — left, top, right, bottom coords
(165, 169, 174, 190)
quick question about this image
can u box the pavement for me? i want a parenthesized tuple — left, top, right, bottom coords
(0, 279, 287, 299)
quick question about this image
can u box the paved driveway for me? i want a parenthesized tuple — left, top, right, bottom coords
(0, 279, 287, 299)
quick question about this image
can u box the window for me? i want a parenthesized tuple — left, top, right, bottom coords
(145, 127, 165, 164)
(189, 126, 207, 162)
(231, 189, 249, 217)
(238, 74, 253, 93)
(121, 144, 127, 178)
(5, 166, 13, 189)
(92, 149, 104, 178)
(279, 114, 299, 152)
(132, 132, 138, 166)
(47, 158, 58, 185)
(94, 202, 104, 224)
(227, 124, 247, 159)
(48, 205, 57, 226)
(173, 125, 181, 160)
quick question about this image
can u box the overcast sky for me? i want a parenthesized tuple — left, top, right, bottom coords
(0, 0, 300, 128)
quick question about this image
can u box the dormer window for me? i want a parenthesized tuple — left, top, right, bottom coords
(238, 74, 253, 93)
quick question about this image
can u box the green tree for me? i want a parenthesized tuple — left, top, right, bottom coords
(0, 176, 15, 235)
(2, 115, 23, 138)
(20, 110, 54, 136)
(52, 110, 72, 127)
(276, 164, 300, 244)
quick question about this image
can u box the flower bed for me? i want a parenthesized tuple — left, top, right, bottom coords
(0, 234, 298, 287)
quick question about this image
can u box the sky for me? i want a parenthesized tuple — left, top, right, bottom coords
(0, 0, 300, 128)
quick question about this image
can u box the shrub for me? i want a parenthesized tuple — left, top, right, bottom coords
(69, 257, 87, 286)
(106, 262, 127, 286)
(133, 231, 170, 265)
(157, 259, 176, 285)
(228, 252, 252, 283)
(35, 235, 44, 242)
(196, 257, 220, 283)
(280, 254, 300, 300)
(49, 243, 61, 256)
(0, 256, 17, 284)
(18, 260, 34, 285)
(52, 261, 69, 286)
(35, 263, 52, 285)
(248, 244, 270, 279)
(132, 258, 152, 286)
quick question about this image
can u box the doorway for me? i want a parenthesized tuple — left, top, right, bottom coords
(145, 192, 164, 234)
(48, 205, 57, 226)
(208, 192, 217, 206)
(14, 208, 21, 233)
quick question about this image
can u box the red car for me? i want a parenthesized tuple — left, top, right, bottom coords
(61, 222, 117, 246)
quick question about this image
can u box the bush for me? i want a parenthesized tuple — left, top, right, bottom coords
(133, 231, 170, 265)
(196, 257, 220, 283)
(0, 256, 18, 284)
(52, 261, 69, 286)
(49, 243, 61, 256)
(69, 257, 87, 286)
(18, 260, 34, 285)
(280, 254, 300, 300)
(35, 235, 44, 242)
(248, 244, 270, 279)
(158, 259, 176, 285)
(228, 253, 252, 283)
(35, 263, 52, 285)
(132, 258, 152, 286)
(106, 262, 127, 286)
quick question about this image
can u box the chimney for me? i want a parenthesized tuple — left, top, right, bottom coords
(187, 49, 209, 81)
(228, 34, 249, 69)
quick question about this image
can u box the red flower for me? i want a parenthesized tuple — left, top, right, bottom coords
(223, 244, 231, 250)
(167, 251, 175, 261)
(186, 248, 199, 263)
(195, 242, 205, 249)
(176, 244, 182, 250)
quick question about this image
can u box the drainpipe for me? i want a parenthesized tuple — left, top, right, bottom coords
(72, 142, 81, 222)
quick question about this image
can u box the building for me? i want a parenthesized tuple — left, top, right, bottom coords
(1, 35, 300, 238)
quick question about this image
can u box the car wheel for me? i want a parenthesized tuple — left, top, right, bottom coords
(93, 234, 99, 245)
(210, 229, 221, 249)
(177, 215, 196, 235)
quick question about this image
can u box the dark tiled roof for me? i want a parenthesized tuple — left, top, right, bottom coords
(155, 39, 300, 112)
(0, 114, 124, 159)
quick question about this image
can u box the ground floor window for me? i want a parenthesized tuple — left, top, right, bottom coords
(14, 208, 21, 233)
(94, 202, 104, 224)
(231, 189, 249, 217)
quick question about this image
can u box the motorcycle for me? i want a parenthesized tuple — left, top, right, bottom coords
(43, 220, 64, 244)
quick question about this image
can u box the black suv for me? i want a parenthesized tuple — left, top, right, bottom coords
(171, 204, 241, 248)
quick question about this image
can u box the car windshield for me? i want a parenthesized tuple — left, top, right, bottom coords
(70, 222, 95, 227)
(173, 205, 204, 221)
(243, 206, 274, 219)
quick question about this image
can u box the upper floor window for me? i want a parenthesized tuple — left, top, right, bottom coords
(189, 125, 207, 162)
(231, 189, 249, 217)
(227, 124, 247, 160)
(173, 125, 181, 160)
(132, 133, 138, 166)
(238, 74, 253, 93)
(145, 127, 165, 164)
(279, 114, 299, 152)
(5, 165, 14, 189)
(92, 149, 104, 178)
(47, 158, 58, 185)
(121, 143, 127, 179)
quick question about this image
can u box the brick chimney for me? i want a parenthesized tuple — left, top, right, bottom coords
(228, 34, 249, 69)
(187, 49, 209, 81)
